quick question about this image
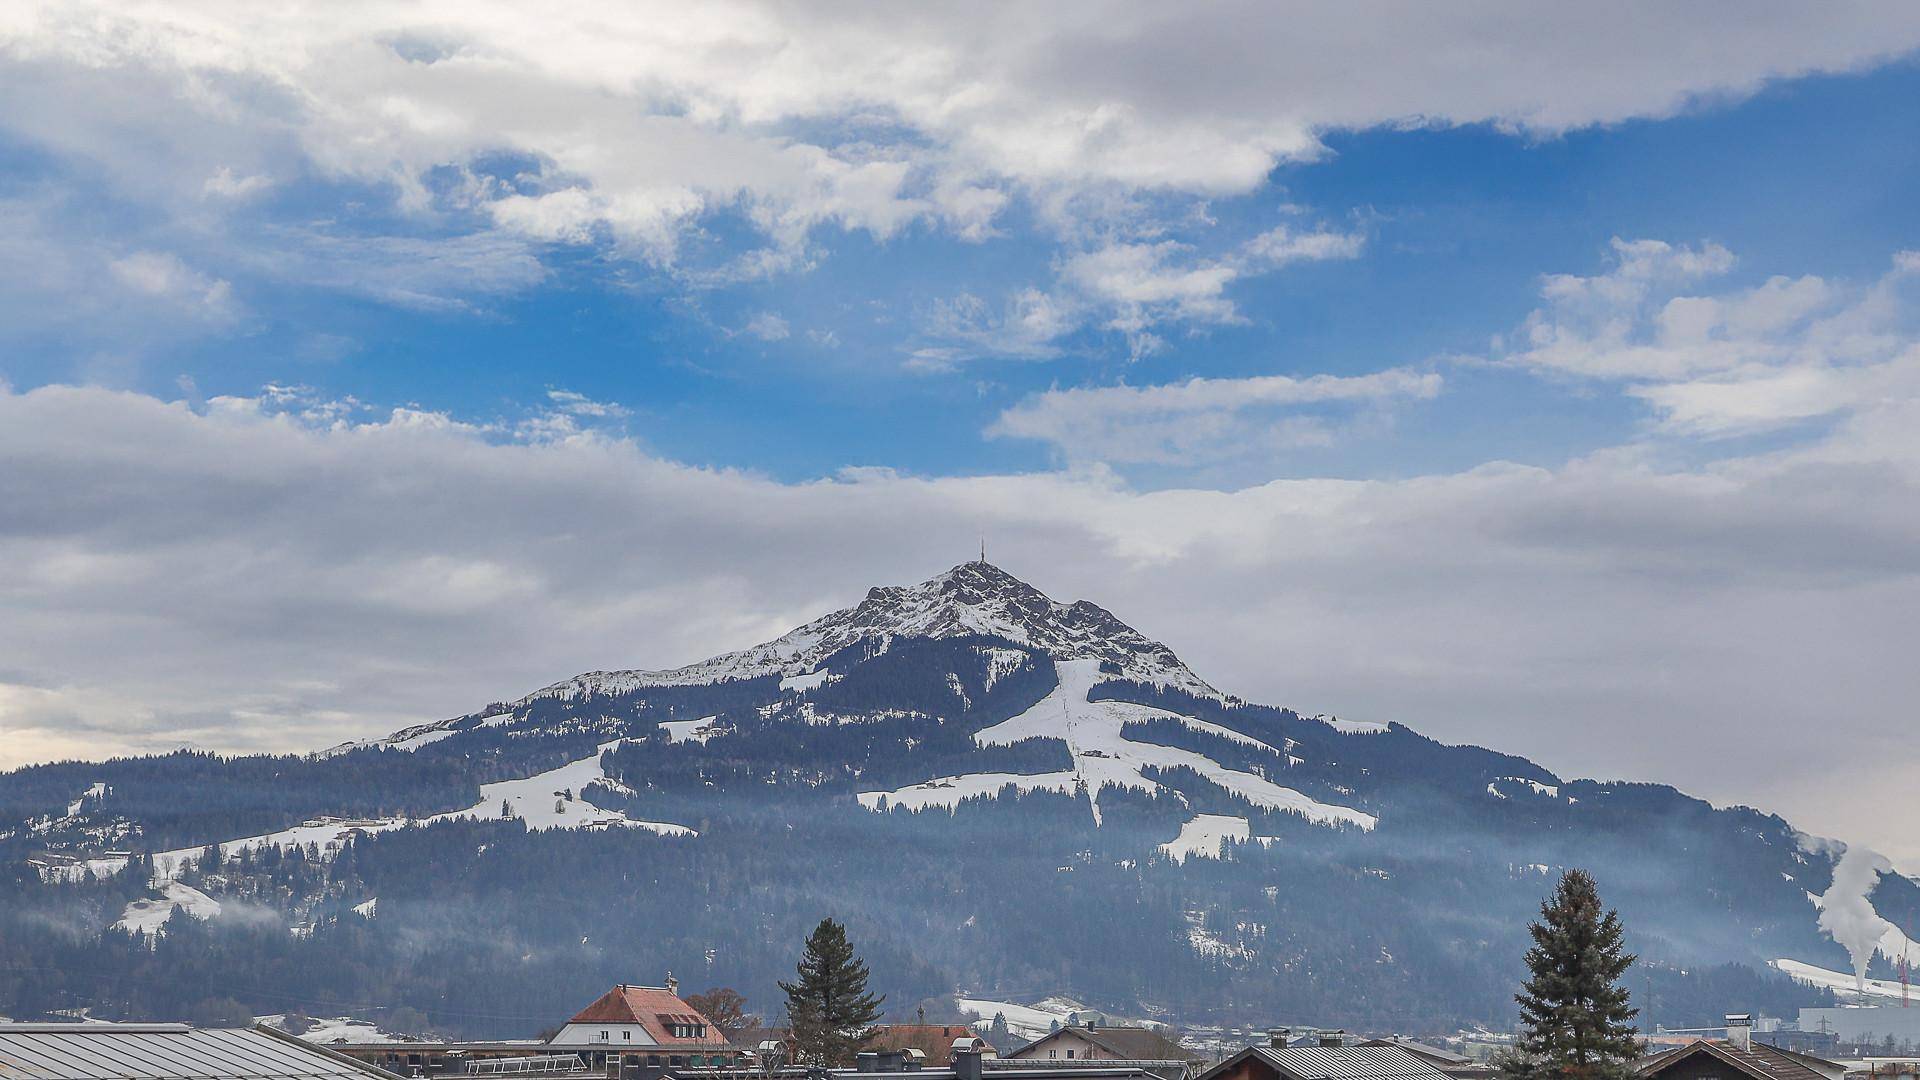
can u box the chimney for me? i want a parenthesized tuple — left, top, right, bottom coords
(1267, 1030, 1292, 1049)
(665, 971, 678, 996)
(1725, 1014, 1752, 1052)
(1318, 1031, 1346, 1048)
(952, 1038, 985, 1080)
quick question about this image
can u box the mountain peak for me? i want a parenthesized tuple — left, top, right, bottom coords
(531, 561, 1219, 702)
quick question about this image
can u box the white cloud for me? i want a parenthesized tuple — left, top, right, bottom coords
(1243, 223, 1366, 267)
(202, 166, 271, 200)
(989, 367, 1440, 463)
(2, 2, 1915, 297)
(545, 388, 630, 419)
(742, 311, 791, 341)
(1502, 240, 1920, 437)
(108, 251, 239, 322)
(921, 223, 1366, 365)
(3, 378, 1920, 862)
(919, 288, 1080, 364)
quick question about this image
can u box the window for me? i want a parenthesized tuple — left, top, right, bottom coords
(623, 1032, 632, 1042)
(1049, 1051, 1057, 1060)
(1066, 1051, 1075, 1059)
(600, 1031, 609, 1042)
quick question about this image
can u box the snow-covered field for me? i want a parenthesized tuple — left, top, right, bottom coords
(660, 716, 724, 744)
(863, 658, 1376, 838)
(1770, 958, 1916, 1001)
(425, 740, 691, 834)
(954, 996, 1165, 1042)
(779, 670, 831, 693)
(71, 741, 696, 931)
(1159, 814, 1276, 863)
(114, 882, 220, 936)
(1316, 716, 1388, 735)
(257, 1015, 409, 1044)
(857, 770, 1081, 811)
(1487, 777, 1562, 800)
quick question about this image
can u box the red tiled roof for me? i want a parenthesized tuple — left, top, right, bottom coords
(567, 985, 731, 1046)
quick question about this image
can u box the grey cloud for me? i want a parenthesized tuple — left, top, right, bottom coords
(2, 381, 1919, 865)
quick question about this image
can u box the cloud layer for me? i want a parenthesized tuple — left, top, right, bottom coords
(5, 1, 1919, 325)
(3, 354, 1919, 858)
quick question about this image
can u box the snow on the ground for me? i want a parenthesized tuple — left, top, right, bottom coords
(963, 659, 1376, 830)
(353, 897, 377, 917)
(1487, 777, 1562, 800)
(84, 742, 695, 891)
(779, 670, 831, 693)
(976, 646, 1031, 691)
(388, 727, 459, 752)
(858, 770, 1080, 811)
(660, 716, 724, 744)
(37, 854, 134, 883)
(427, 740, 694, 835)
(1159, 814, 1276, 863)
(149, 816, 414, 880)
(257, 1015, 406, 1045)
(954, 996, 1163, 1042)
(1315, 715, 1388, 735)
(114, 882, 220, 937)
(1770, 958, 1917, 1001)
(514, 561, 1222, 706)
(954, 997, 1082, 1042)
(1184, 910, 1256, 962)
(66, 782, 109, 816)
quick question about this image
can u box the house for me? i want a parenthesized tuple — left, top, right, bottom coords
(1005, 1027, 1202, 1080)
(1636, 1024, 1846, 1080)
(548, 978, 731, 1053)
(1198, 1035, 1459, 1080)
(0, 1022, 400, 1080)
(872, 1026, 984, 1066)
(1007, 1027, 1197, 1064)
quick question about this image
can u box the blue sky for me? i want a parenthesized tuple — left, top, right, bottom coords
(4, 3, 1920, 862)
(5, 45, 1918, 486)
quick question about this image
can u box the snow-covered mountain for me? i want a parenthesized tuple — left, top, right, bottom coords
(6, 561, 1916, 1035)
(517, 560, 1213, 700)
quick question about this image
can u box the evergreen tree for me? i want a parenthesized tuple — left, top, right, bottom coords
(779, 918, 884, 1065)
(1499, 869, 1640, 1080)
(986, 1013, 1013, 1052)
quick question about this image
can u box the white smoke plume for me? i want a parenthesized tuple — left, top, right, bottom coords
(1813, 839, 1896, 990)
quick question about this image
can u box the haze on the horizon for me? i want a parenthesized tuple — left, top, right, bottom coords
(2, 3, 1919, 864)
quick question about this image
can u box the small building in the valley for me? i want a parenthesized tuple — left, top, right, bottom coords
(0, 1022, 401, 1080)
(548, 979, 729, 1053)
(1004, 1027, 1202, 1080)
(332, 977, 744, 1077)
(1197, 1036, 1458, 1080)
(1635, 1025, 1846, 1080)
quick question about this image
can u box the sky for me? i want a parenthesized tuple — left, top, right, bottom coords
(3, 2, 1920, 862)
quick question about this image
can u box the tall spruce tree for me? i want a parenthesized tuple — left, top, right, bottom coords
(1499, 869, 1641, 1080)
(779, 917, 885, 1066)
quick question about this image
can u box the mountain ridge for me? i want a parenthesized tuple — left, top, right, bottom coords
(5, 560, 1915, 1037)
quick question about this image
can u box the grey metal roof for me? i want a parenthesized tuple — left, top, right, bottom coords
(1250, 1044, 1456, 1080)
(0, 1024, 395, 1080)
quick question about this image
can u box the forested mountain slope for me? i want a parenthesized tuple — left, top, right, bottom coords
(3, 562, 1909, 1036)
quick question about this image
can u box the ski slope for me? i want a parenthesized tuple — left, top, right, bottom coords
(953, 659, 1375, 830)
